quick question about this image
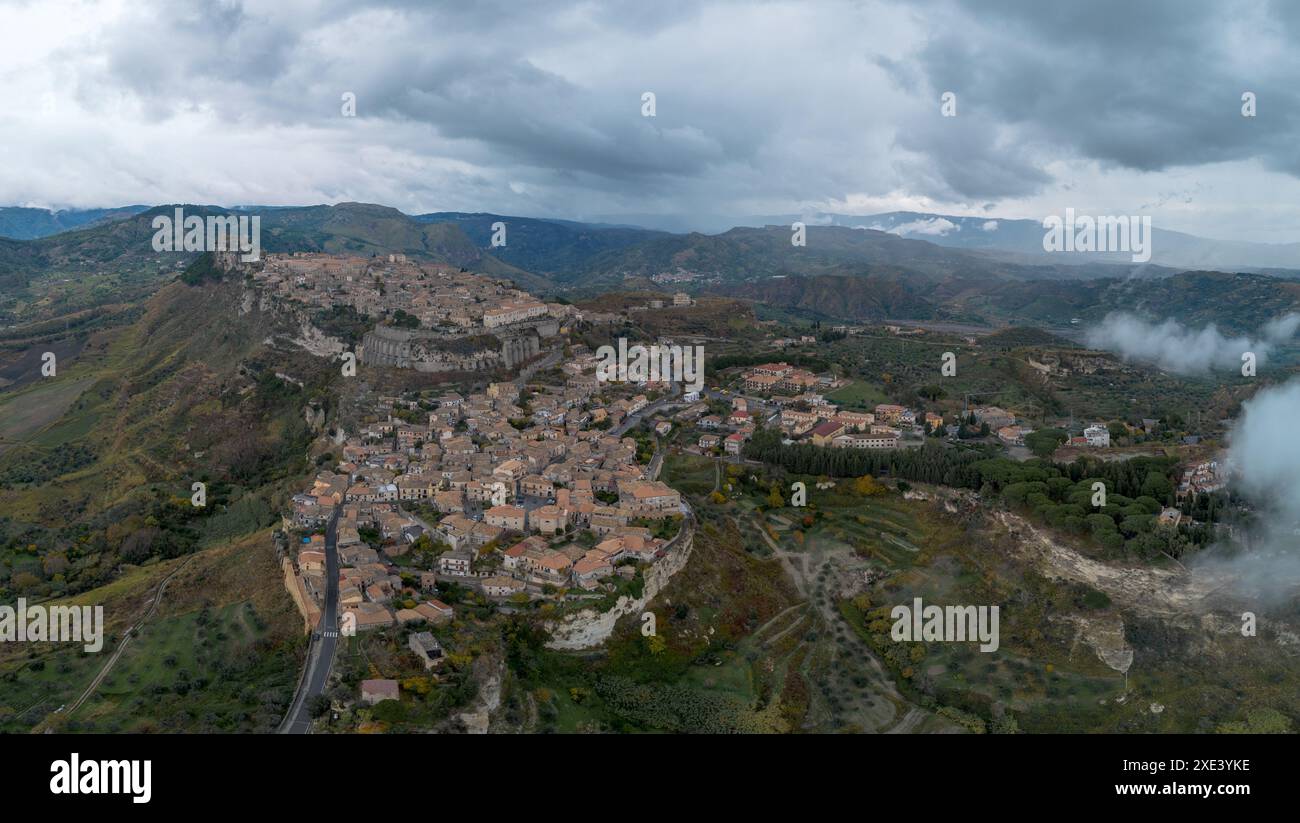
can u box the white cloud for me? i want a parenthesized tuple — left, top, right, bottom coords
(1085, 313, 1300, 375)
(1193, 378, 1300, 599)
(888, 217, 959, 236)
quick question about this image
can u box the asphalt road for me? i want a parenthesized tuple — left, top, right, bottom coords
(611, 382, 688, 437)
(279, 508, 341, 734)
(702, 387, 778, 419)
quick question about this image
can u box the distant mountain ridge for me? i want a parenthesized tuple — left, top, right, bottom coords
(549, 222, 1178, 294)
(5, 200, 1300, 336)
(741, 210, 1300, 273)
(722, 268, 1300, 334)
(411, 211, 667, 278)
(11, 202, 1300, 274)
(0, 206, 150, 240)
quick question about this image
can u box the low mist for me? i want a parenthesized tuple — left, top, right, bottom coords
(1085, 312, 1300, 375)
(1192, 379, 1300, 602)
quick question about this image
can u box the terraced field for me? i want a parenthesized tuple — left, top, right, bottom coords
(646, 453, 1300, 734)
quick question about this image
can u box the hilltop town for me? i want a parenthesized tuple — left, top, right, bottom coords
(8, 0, 1300, 757)
(280, 341, 688, 650)
(250, 252, 571, 371)
(0, 238, 1264, 737)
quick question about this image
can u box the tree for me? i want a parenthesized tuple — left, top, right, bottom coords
(1108, 420, 1129, 443)
(853, 475, 886, 497)
(391, 309, 420, 329)
(307, 694, 331, 718)
(766, 484, 785, 508)
(1217, 707, 1292, 734)
(1140, 470, 1173, 501)
(1024, 428, 1067, 459)
(991, 714, 1021, 734)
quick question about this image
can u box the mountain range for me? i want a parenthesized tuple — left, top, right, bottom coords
(3, 202, 1298, 335)
(0, 206, 151, 240)
(12, 204, 1300, 273)
(744, 210, 1300, 273)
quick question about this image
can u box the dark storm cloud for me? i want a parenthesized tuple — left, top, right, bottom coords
(900, 0, 1300, 180)
(8, 0, 1300, 230)
(80, 0, 733, 184)
(891, 108, 1052, 199)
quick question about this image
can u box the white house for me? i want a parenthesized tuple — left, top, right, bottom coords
(1083, 424, 1110, 448)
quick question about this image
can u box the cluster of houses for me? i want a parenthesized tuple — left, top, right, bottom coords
(785, 395, 930, 449)
(1177, 460, 1225, 500)
(690, 386, 1114, 458)
(282, 493, 456, 636)
(797, 401, 930, 451)
(769, 335, 820, 349)
(691, 390, 935, 455)
(253, 252, 572, 332)
(1071, 424, 1112, 448)
(281, 344, 689, 639)
(1012, 420, 1110, 450)
(740, 361, 843, 396)
(689, 371, 1119, 459)
(429, 463, 681, 596)
(990, 409, 1111, 451)
(694, 395, 765, 456)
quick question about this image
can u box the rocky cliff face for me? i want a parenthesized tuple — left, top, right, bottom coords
(358, 325, 504, 371)
(358, 324, 550, 372)
(235, 284, 349, 358)
(544, 526, 695, 650)
(292, 316, 349, 358)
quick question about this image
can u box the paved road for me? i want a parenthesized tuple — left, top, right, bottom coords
(611, 382, 687, 437)
(702, 387, 778, 421)
(279, 508, 341, 734)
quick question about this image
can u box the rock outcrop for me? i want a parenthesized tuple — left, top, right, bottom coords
(544, 523, 695, 650)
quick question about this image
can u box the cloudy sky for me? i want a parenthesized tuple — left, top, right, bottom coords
(3, 0, 1300, 239)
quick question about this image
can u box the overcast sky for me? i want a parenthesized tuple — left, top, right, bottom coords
(3, 0, 1300, 240)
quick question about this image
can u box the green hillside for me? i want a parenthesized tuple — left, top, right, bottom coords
(0, 265, 328, 732)
(709, 269, 1300, 333)
(414, 211, 667, 278)
(0, 265, 329, 600)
